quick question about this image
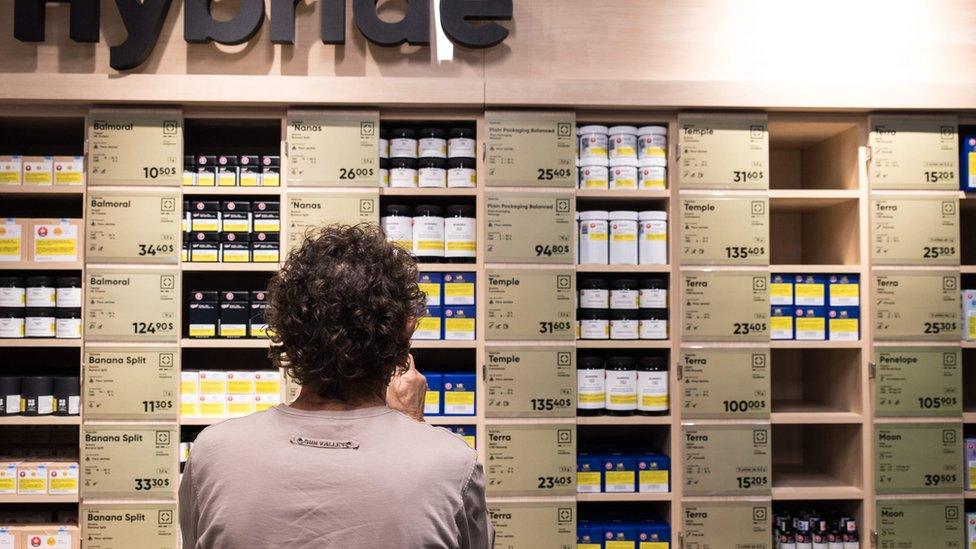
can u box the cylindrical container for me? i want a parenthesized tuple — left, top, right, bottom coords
(610, 309, 639, 340)
(55, 277, 82, 308)
(413, 205, 445, 262)
(418, 157, 447, 188)
(381, 204, 414, 254)
(55, 308, 82, 339)
(578, 125, 609, 163)
(444, 205, 476, 263)
(637, 356, 669, 415)
(0, 308, 24, 338)
(639, 278, 668, 309)
(20, 376, 54, 416)
(389, 128, 418, 159)
(418, 127, 447, 159)
(609, 210, 639, 265)
(53, 376, 80, 416)
(578, 210, 609, 265)
(639, 156, 667, 189)
(0, 277, 25, 308)
(610, 279, 639, 310)
(379, 157, 390, 186)
(25, 276, 56, 308)
(576, 356, 605, 416)
(579, 278, 609, 309)
(578, 164, 609, 190)
(609, 165, 639, 190)
(575, 212, 579, 264)
(578, 309, 609, 340)
(639, 210, 668, 265)
(639, 308, 668, 340)
(25, 307, 56, 338)
(605, 356, 637, 415)
(608, 125, 638, 166)
(447, 157, 477, 188)
(379, 128, 390, 160)
(0, 377, 19, 416)
(638, 126, 668, 160)
(448, 127, 477, 159)
(389, 158, 418, 188)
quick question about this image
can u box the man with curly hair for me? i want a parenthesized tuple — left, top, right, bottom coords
(179, 224, 494, 549)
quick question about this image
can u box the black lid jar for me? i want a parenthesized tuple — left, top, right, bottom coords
(636, 356, 669, 415)
(577, 356, 605, 416)
(25, 276, 56, 308)
(0, 277, 24, 308)
(448, 127, 476, 159)
(444, 204, 476, 264)
(413, 205, 445, 262)
(53, 376, 80, 416)
(604, 356, 637, 415)
(21, 376, 54, 416)
(610, 278, 639, 309)
(418, 127, 448, 159)
(417, 157, 447, 188)
(389, 128, 418, 159)
(579, 277, 610, 309)
(578, 308, 609, 340)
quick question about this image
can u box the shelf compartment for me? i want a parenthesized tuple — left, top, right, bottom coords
(0, 186, 84, 196)
(182, 187, 282, 196)
(380, 188, 478, 197)
(180, 338, 272, 348)
(768, 116, 862, 191)
(0, 416, 80, 425)
(0, 495, 79, 504)
(965, 349, 976, 420)
(576, 340, 671, 349)
(0, 339, 81, 348)
(576, 492, 672, 502)
(771, 466, 865, 500)
(0, 261, 83, 271)
(182, 263, 280, 272)
(771, 348, 862, 416)
(575, 189, 670, 201)
(772, 424, 863, 499)
(576, 265, 670, 274)
(576, 416, 672, 426)
(770, 198, 860, 265)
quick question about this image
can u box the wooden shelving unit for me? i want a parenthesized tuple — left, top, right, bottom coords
(0, 339, 81, 347)
(576, 492, 672, 502)
(0, 495, 79, 504)
(0, 415, 81, 425)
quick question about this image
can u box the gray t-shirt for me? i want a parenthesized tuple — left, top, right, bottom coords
(179, 404, 493, 549)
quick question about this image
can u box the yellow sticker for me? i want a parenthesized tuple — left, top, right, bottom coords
(445, 391, 475, 405)
(771, 316, 793, 330)
(831, 283, 858, 298)
(445, 283, 474, 298)
(795, 283, 825, 299)
(577, 471, 601, 488)
(35, 238, 76, 257)
(770, 283, 792, 298)
(796, 317, 825, 331)
(639, 470, 669, 487)
(830, 318, 858, 333)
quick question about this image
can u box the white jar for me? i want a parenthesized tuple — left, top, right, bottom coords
(578, 280, 609, 309)
(639, 310, 668, 340)
(418, 128, 447, 158)
(447, 158, 476, 188)
(418, 158, 447, 188)
(579, 310, 609, 340)
(578, 125, 609, 164)
(448, 128, 477, 159)
(577, 358, 606, 412)
(610, 281, 639, 310)
(56, 316, 82, 339)
(0, 315, 24, 338)
(381, 206, 414, 253)
(608, 126, 638, 166)
(609, 165, 638, 190)
(413, 206, 445, 259)
(379, 137, 390, 160)
(638, 211, 668, 265)
(578, 210, 609, 264)
(639, 281, 668, 309)
(605, 360, 637, 412)
(389, 159, 418, 188)
(389, 128, 418, 159)
(25, 309, 55, 338)
(578, 164, 609, 190)
(444, 205, 476, 260)
(637, 361, 669, 413)
(609, 210, 639, 265)
(56, 288, 82, 308)
(0, 288, 24, 307)
(638, 125, 667, 160)
(639, 157, 667, 189)
(610, 310, 639, 340)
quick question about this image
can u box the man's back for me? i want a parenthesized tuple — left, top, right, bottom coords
(179, 405, 492, 549)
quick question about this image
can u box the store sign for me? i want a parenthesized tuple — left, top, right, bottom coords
(486, 423, 576, 497)
(485, 270, 575, 340)
(682, 501, 772, 549)
(875, 347, 962, 417)
(490, 503, 575, 549)
(486, 347, 575, 418)
(86, 269, 179, 342)
(871, 197, 959, 265)
(683, 424, 771, 496)
(869, 115, 959, 189)
(286, 110, 380, 187)
(875, 422, 963, 493)
(82, 424, 177, 499)
(84, 347, 179, 421)
(678, 113, 769, 190)
(83, 503, 178, 549)
(682, 271, 770, 341)
(485, 192, 575, 263)
(87, 109, 183, 186)
(485, 111, 576, 187)
(86, 189, 182, 264)
(876, 499, 964, 549)
(873, 271, 960, 341)
(286, 192, 379, 253)
(13, 0, 514, 70)
(680, 348, 770, 419)
(680, 197, 769, 265)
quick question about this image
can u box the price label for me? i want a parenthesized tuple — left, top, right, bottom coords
(86, 189, 181, 264)
(486, 423, 576, 496)
(286, 192, 379, 253)
(875, 422, 963, 493)
(873, 271, 960, 341)
(869, 115, 959, 189)
(485, 192, 575, 263)
(872, 197, 959, 265)
(82, 424, 177, 499)
(486, 270, 575, 341)
(490, 503, 575, 549)
(485, 111, 576, 187)
(682, 501, 772, 549)
(678, 113, 769, 190)
(875, 347, 962, 417)
(681, 197, 769, 265)
(84, 347, 179, 420)
(682, 271, 770, 341)
(88, 108, 182, 186)
(82, 503, 178, 549)
(286, 110, 379, 187)
(486, 347, 574, 418)
(683, 424, 771, 496)
(86, 268, 179, 342)
(681, 348, 770, 419)
(876, 499, 964, 549)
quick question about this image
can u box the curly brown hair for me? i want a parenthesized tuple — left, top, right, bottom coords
(266, 223, 426, 401)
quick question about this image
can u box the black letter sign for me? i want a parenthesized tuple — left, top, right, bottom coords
(14, 0, 100, 42)
(270, 0, 344, 45)
(111, 0, 172, 71)
(185, 0, 265, 45)
(439, 0, 512, 48)
(352, 0, 429, 47)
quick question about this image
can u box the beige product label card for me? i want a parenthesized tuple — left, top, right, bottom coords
(287, 110, 379, 187)
(485, 192, 575, 263)
(486, 423, 576, 496)
(86, 269, 179, 342)
(490, 503, 575, 549)
(485, 111, 576, 187)
(872, 197, 959, 265)
(681, 197, 769, 265)
(873, 271, 960, 341)
(84, 347, 179, 420)
(82, 502, 178, 549)
(875, 422, 963, 493)
(682, 271, 770, 341)
(486, 270, 575, 341)
(88, 108, 182, 186)
(86, 189, 181, 264)
(683, 424, 771, 496)
(876, 499, 964, 549)
(869, 115, 959, 189)
(286, 192, 379, 252)
(678, 113, 769, 190)
(486, 347, 575, 418)
(681, 348, 770, 419)
(82, 424, 177, 499)
(875, 347, 962, 417)
(682, 501, 772, 549)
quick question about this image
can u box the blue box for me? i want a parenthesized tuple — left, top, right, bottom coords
(770, 273, 793, 306)
(828, 274, 860, 307)
(637, 453, 670, 493)
(443, 306, 476, 340)
(962, 135, 976, 191)
(445, 425, 476, 449)
(637, 520, 671, 547)
(603, 454, 637, 493)
(577, 523, 603, 549)
(603, 522, 638, 548)
(443, 272, 476, 306)
(795, 307, 826, 341)
(424, 373, 442, 416)
(793, 274, 826, 306)
(828, 307, 860, 342)
(443, 373, 475, 416)
(418, 273, 443, 307)
(577, 453, 604, 494)
(771, 307, 794, 340)
(413, 306, 442, 340)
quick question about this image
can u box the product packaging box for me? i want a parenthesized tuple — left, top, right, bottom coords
(793, 274, 826, 306)
(442, 373, 475, 416)
(443, 272, 476, 305)
(794, 307, 826, 340)
(828, 274, 860, 307)
(424, 373, 442, 416)
(0, 155, 22, 186)
(413, 307, 442, 340)
(254, 370, 282, 396)
(604, 523, 638, 546)
(0, 526, 17, 548)
(218, 291, 248, 338)
(0, 218, 27, 262)
(249, 291, 269, 338)
(189, 232, 219, 263)
(0, 462, 16, 495)
(576, 454, 603, 493)
(239, 156, 261, 187)
(16, 463, 47, 495)
(603, 454, 637, 493)
(188, 291, 218, 338)
(637, 520, 671, 547)
(198, 394, 228, 417)
(966, 438, 976, 490)
(220, 233, 251, 263)
(198, 370, 228, 394)
(195, 155, 217, 186)
(445, 425, 475, 449)
(46, 462, 78, 495)
(21, 156, 53, 185)
(227, 394, 256, 416)
(260, 156, 281, 187)
(577, 524, 602, 549)
(18, 524, 79, 549)
(182, 233, 190, 262)
(226, 371, 256, 394)
(770, 307, 794, 340)
(53, 156, 84, 186)
(963, 135, 976, 191)
(418, 273, 443, 307)
(189, 201, 221, 233)
(443, 306, 476, 340)
(217, 155, 239, 187)
(183, 155, 196, 186)
(967, 512, 975, 549)
(637, 453, 670, 493)
(181, 371, 200, 394)
(769, 273, 793, 306)
(250, 232, 279, 263)
(221, 201, 252, 233)
(181, 393, 199, 417)
(828, 307, 860, 341)
(254, 392, 281, 412)
(29, 219, 80, 263)
(252, 201, 280, 232)
(965, 290, 976, 342)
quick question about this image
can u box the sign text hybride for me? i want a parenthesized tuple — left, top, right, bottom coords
(13, 0, 513, 71)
